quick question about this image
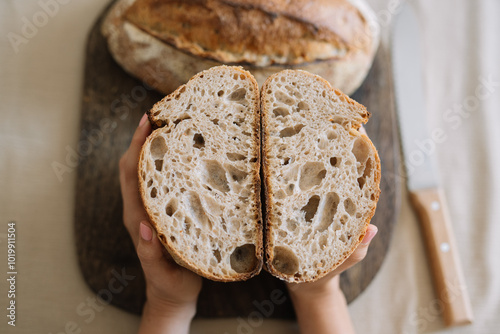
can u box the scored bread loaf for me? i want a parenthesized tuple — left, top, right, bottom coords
(102, 0, 379, 96)
(261, 70, 381, 283)
(138, 66, 263, 282)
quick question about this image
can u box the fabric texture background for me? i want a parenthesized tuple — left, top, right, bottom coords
(0, 0, 498, 333)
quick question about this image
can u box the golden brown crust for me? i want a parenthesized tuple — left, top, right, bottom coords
(138, 66, 263, 282)
(101, 0, 379, 96)
(125, 0, 369, 66)
(260, 70, 381, 283)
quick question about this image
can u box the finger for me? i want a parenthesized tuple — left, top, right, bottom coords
(359, 125, 368, 136)
(137, 222, 177, 280)
(334, 224, 378, 273)
(119, 113, 152, 184)
(119, 114, 152, 244)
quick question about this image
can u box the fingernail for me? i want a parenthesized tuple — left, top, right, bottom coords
(140, 222, 153, 241)
(361, 226, 378, 245)
(139, 113, 148, 127)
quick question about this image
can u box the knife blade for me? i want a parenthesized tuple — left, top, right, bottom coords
(392, 2, 473, 327)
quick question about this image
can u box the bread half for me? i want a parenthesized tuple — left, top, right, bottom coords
(261, 70, 381, 283)
(138, 66, 262, 281)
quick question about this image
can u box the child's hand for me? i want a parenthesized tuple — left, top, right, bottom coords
(286, 224, 378, 334)
(119, 114, 202, 334)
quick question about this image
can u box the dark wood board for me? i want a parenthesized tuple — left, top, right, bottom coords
(75, 7, 400, 319)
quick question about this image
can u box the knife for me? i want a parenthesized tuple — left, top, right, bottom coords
(392, 2, 473, 327)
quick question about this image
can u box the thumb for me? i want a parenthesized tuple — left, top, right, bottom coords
(336, 224, 378, 272)
(137, 221, 173, 276)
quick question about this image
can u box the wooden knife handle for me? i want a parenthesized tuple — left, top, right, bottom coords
(410, 188, 473, 327)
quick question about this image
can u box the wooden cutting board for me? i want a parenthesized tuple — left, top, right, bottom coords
(75, 6, 400, 319)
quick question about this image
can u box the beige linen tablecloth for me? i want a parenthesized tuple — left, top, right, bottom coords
(1, 0, 499, 333)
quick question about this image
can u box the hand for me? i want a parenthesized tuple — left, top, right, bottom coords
(286, 224, 378, 334)
(119, 113, 202, 334)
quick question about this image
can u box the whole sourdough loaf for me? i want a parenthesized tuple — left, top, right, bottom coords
(261, 70, 381, 282)
(102, 0, 379, 95)
(139, 66, 262, 281)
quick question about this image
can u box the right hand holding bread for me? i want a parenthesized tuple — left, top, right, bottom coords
(287, 224, 378, 334)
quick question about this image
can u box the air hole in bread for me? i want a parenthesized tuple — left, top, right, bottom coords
(193, 133, 205, 149)
(297, 101, 309, 111)
(147, 179, 153, 187)
(273, 107, 290, 117)
(184, 217, 192, 235)
(154, 159, 163, 171)
(249, 157, 257, 163)
(319, 235, 328, 249)
(330, 157, 341, 167)
(275, 91, 295, 105)
(213, 249, 222, 263)
(370, 193, 376, 201)
(327, 130, 338, 140)
(170, 236, 176, 243)
(316, 192, 340, 232)
(239, 74, 245, 80)
(272, 246, 299, 275)
(158, 234, 167, 244)
(221, 217, 227, 232)
(279, 124, 305, 138)
(299, 162, 327, 191)
(150, 136, 167, 159)
(352, 137, 370, 164)
(302, 195, 320, 223)
(228, 88, 247, 102)
(283, 157, 290, 165)
(329, 116, 343, 125)
(194, 245, 199, 252)
(286, 219, 298, 231)
(233, 118, 245, 127)
(173, 114, 191, 126)
(339, 233, 347, 243)
(202, 160, 230, 193)
(188, 192, 213, 229)
(165, 199, 178, 217)
(275, 190, 286, 200)
(358, 158, 373, 189)
(150, 187, 157, 198)
(344, 198, 356, 216)
(217, 90, 224, 97)
(340, 214, 349, 225)
(225, 164, 248, 183)
(163, 186, 169, 194)
(286, 184, 295, 196)
(211, 118, 219, 125)
(230, 244, 258, 273)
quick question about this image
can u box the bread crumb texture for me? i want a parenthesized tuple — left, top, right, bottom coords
(262, 70, 380, 282)
(139, 66, 262, 281)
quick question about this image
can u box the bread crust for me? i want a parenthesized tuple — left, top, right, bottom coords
(261, 70, 381, 283)
(138, 66, 263, 282)
(101, 0, 379, 96)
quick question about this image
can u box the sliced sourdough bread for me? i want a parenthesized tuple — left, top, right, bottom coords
(138, 66, 262, 281)
(261, 70, 381, 283)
